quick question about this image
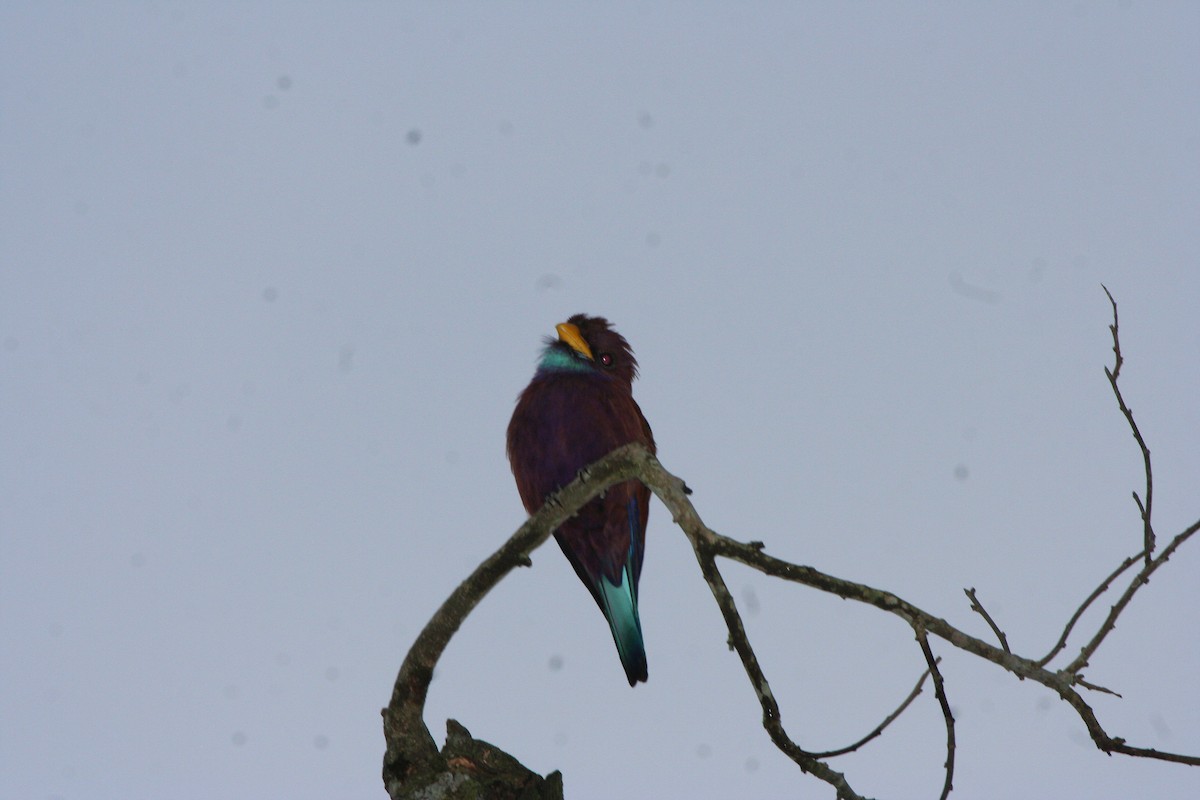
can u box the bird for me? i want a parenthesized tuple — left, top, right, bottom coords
(507, 314, 656, 685)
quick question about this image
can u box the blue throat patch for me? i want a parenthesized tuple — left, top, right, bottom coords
(537, 346, 593, 374)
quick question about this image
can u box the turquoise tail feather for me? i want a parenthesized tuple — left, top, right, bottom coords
(598, 564, 648, 685)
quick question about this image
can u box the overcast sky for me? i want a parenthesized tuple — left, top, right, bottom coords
(3, 3, 1199, 799)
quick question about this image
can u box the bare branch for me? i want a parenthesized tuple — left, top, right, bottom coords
(1065, 518, 1200, 675)
(384, 442, 1200, 799)
(686, 536, 868, 799)
(381, 444, 656, 798)
(915, 627, 955, 800)
(384, 292, 1200, 799)
(1102, 285, 1156, 564)
(687, 521, 1200, 767)
(809, 664, 936, 759)
(1035, 549, 1144, 667)
(1076, 676, 1122, 698)
(640, 461, 1200, 772)
(964, 587, 1011, 654)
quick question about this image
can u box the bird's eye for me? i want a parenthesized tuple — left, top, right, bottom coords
(599, 353, 614, 368)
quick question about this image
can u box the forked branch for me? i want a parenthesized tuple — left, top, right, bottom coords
(383, 293, 1198, 799)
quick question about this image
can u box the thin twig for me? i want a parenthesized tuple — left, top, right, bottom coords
(1076, 676, 1122, 697)
(1103, 285, 1155, 565)
(687, 538, 868, 799)
(964, 588, 1011, 654)
(915, 627, 955, 800)
(1066, 518, 1200, 675)
(809, 664, 936, 759)
(1034, 549, 1144, 667)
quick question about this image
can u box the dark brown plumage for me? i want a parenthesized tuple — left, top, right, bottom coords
(506, 314, 656, 685)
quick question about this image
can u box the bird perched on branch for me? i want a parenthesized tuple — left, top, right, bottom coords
(507, 314, 656, 685)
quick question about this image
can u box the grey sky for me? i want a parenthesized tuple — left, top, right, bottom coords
(2, 3, 1198, 798)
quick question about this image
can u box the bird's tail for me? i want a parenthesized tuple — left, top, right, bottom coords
(597, 564, 648, 685)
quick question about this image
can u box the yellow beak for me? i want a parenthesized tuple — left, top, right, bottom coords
(555, 322, 594, 360)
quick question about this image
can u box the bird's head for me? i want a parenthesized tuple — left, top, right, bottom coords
(539, 314, 640, 386)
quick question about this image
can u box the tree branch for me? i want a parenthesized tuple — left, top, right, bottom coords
(380, 445, 656, 798)
(808, 664, 936, 759)
(1102, 284, 1156, 564)
(914, 626, 955, 800)
(383, 293, 1199, 798)
(964, 587, 1011, 655)
(685, 532, 866, 798)
(1034, 549, 1144, 667)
